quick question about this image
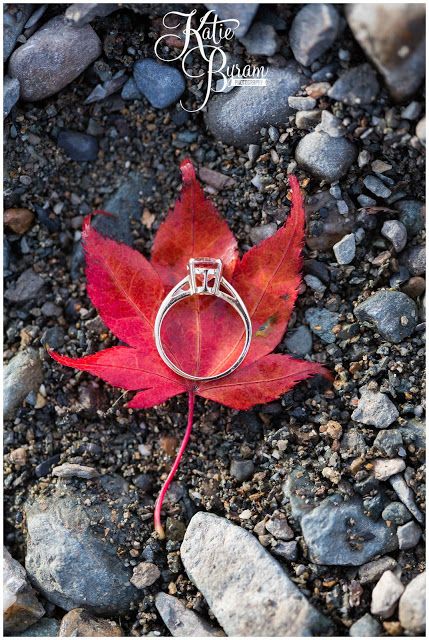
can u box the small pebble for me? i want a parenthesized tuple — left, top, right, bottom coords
(130, 562, 161, 589)
(371, 570, 404, 618)
(381, 219, 407, 252)
(397, 521, 422, 550)
(333, 233, 356, 264)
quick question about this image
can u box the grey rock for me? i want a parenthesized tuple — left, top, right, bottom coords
(121, 77, 142, 101)
(346, 4, 425, 101)
(205, 64, 304, 146)
(304, 274, 326, 294)
(363, 175, 392, 199)
(271, 540, 298, 561)
(381, 219, 407, 252)
(155, 593, 224, 637)
(133, 58, 185, 109)
(4, 75, 20, 119)
(373, 430, 403, 456)
(65, 3, 119, 26)
(84, 71, 126, 104)
(317, 110, 344, 137)
(240, 22, 279, 56)
(4, 547, 45, 634)
(352, 387, 398, 429)
(295, 109, 321, 129)
(400, 418, 425, 450)
(370, 570, 404, 618)
(328, 64, 379, 105)
(389, 474, 424, 523)
(180, 512, 331, 636)
(416, 116, 426, 143)
(372, 458, 405, 481)
(249, 222, 277, 245)
(381, 501, 412, 525)
(299, 494, 397, 565)
(401, 101, 422, 120)
(357, 194, 376, 207)
(289, 4, 340, 67)
(4, 348, 43, 420)
(333, 233, 356, 264)
(305, 307, 340, 344)
(58, 130, 99, 162)
(8, 16, 102, 101)
(265, 515, 294, 540)
(295, 131, 357, 182)
(359, 556, 397, 584)
(399, 572, 425, 634)
(16, 617, 60, 637)
(285, 325, 313, 356)
(394, 199, 425, 236)
(4, 4, 33, 60)
(402, 245, 425, 276)
(25, 485, 139, 614)
(340, 428, 366, 459)
(205, 4, 258, 38)
(230, 459, 255, 482)
(288, 96, 316, 110)
(5, 268, 44, 303)
(349, 613, 382, 637)
(354, 290, 418, 343)
(397, 521, 422, 550)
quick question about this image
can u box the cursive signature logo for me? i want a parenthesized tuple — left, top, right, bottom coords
(154, 9, 267, 112)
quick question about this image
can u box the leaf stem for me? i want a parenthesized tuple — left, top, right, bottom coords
(154, 391, 195, 539)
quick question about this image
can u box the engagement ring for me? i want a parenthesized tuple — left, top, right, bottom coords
(154, 258, 252, 381)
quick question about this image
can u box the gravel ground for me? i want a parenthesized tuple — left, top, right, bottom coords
(4, 3, 425, 637)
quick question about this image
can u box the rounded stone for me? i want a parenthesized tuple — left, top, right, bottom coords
(295, 132, 357, 182)
(399, 572, 425, 634)
(381, 501, 412, 525)
(8, 16, 101, 101)
(133, 58, 185, 109)
(57, 130, 99, 162)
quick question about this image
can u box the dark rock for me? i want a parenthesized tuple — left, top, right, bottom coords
(5, 268, 44, 303)
(133, 58, 185, 109)
(205, 4, 258, 38)
(155, 592, 224, 637)
(402, 245, 425, 276)
(346, 4, 425, 101)
(373, 429, 403, 456)
(230, 459, 255, 482)
(16, 618, 60, 637)
(381, 220, 407, 253)
(9, 16, 102, 101)
(4, 348, 43, 420)
(295, 132, 357, 182)
(394, 199, 425, 237)
(4, 75, 20, 118)
(121, 77, 142, 101)
(305, 307, 340, 344)
(285, 325, 313, 356)
(205, 64, 304, 147)
(354, 290, 418, 343)
(240, 22, 279, 56)
(35, 454, 61, 478)
(57, 130, 99, 162)
(381, 501, 412, 525)
(289, 4, 340, 67)
(4, 547, 45, 634)
(328, 64, 379, 105)
(363, 175, 391, 199)
(4, 3, 33, 60)
(65, 3, 119, 26)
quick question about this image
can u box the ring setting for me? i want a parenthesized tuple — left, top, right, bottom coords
(154, 258, 252, 382)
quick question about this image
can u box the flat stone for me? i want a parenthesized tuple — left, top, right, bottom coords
(289, 4, 340, 66)
(4, 547, 45, 634)
(9, 16, 101, 101)
(389, 474, 424, 523)
(305, 307, 339, 344)
(271, 540, 298, 561)
(285, 325, 313, 356)
(399, 572, 425, 634)
(265, 514, 294, 540)
(58, 609, 123, 637)
(52, 463, 99, 479)
(381, 220, 407, 252)
(133, 58, 185, 109)
(4, 75, 20, 118)
(351, 387, 399, 429)
(58, 130, 99, 162)
(364, 175, 392, 199)
(394, 199, 425, 237)
(4, 348, 43, 420)
(372, 458, 405, 481)
(328, 64, 379, 105)
(205, 63, 304, 147)
(240, 22, 279, 56)
(16, 617, 60, 637)
(371, 570, 404, 618)
(5, 268, 44, 303)
(288, 96, 316, 110)
(130, 562, 161, 589)
(121, 77, 142, 100)
(4, 4, 33, 60)
(295, 131, 357, 182)
(346, 4, 425, 101)
(180, 512, 331, 636)
(205, 4, 258, 38)
(359, 556, 397, 584)
(349, 613, 382, 637)
(397, 521, 422, 550)
(155, 593, 224, 637)
(354, 290, 418, 343)
(298, 494, 397, 566)
(333, 233, 356, 264)
(65, 3, 119, 26)
(24, 485, 139, 614)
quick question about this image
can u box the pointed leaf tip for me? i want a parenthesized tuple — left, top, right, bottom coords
(179, 158, 196, 184)
(82, 210, 116, 240)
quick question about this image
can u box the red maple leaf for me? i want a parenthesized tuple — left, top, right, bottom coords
(49, 159, 330, 536)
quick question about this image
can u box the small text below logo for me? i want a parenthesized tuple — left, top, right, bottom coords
(229, 78, 267, 87)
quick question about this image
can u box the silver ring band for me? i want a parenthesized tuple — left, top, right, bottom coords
(154, 258, 252, 382)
